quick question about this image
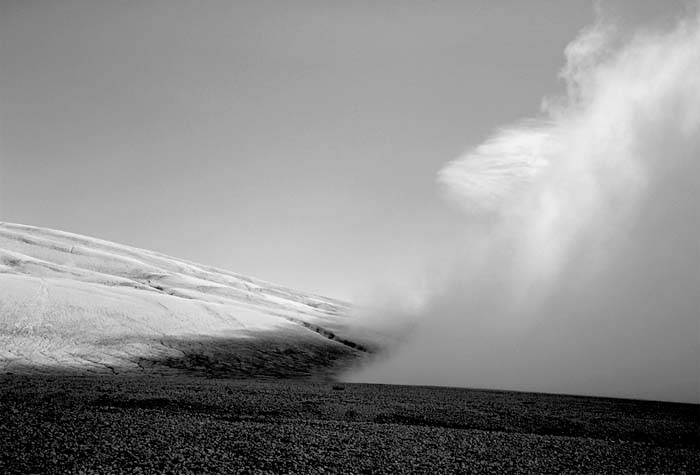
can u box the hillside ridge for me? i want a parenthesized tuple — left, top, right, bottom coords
(0, 222, 376, 377)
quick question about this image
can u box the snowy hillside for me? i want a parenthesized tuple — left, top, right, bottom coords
(0, 222, 377, 377)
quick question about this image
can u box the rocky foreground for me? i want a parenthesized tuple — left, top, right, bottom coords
(1, 375, 698, 474)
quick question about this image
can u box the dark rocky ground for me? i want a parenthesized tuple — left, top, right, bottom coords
(0, 375, 698, 474)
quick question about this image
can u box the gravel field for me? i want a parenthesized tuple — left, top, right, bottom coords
(1, 375, 698, 474)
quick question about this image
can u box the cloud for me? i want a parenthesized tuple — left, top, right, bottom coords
(350, 9, 700, 403)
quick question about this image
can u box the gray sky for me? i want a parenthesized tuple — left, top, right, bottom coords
(3, 0, 678, 300)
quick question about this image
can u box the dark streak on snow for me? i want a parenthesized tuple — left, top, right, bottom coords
(284, 317, 369, 353)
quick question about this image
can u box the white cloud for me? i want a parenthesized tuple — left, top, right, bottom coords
(351, 9, 700, 403)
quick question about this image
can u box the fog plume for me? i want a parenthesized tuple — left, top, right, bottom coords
(350, 11, 700, 403)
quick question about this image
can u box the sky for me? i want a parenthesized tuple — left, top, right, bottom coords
(1, 0, 677, 300)
(1, 1, 698, 402)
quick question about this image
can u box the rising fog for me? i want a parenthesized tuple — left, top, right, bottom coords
(350, 10, 700, 403)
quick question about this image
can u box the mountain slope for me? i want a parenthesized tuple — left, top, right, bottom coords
(0, 222, 377, 377)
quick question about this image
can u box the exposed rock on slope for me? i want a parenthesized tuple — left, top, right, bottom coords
(0, 222, 376, 377)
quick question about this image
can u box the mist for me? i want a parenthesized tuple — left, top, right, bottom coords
(349, 10, 700, 403)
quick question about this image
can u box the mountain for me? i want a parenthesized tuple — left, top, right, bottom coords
(0, 222, 379, 378)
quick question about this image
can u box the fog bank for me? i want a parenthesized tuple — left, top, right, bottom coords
(350, 11, 700, 403)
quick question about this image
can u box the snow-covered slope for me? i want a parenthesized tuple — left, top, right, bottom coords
(0, 222, 376, 377)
